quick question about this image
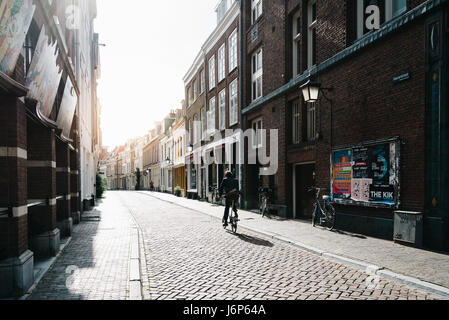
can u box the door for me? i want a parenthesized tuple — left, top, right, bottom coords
(295, 164, 316, 219)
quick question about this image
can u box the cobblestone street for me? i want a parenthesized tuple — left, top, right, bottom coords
(26, 191, 440, 300)
(120, 192, 439, 301)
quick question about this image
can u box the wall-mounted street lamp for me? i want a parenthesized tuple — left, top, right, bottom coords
(187, 144, 193, 153)
(300, 79, 334, 146)
(166, 157, 172, 166)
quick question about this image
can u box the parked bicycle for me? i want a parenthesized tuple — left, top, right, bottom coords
(309, 187, 336, 231)
(259, 187, 272, 217)
(211, 187, 220, 205)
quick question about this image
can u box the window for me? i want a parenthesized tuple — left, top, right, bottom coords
(251, 118, 263, 148)
(251, 0, 263, 24)
(218, 44, 226, 82)
(188, 86, 193, 106)
(251, 48, 263, 102)
(292, 99, 301, 144)
(357, 0, 407, 39)
(229, 29, 238, 72)
(292, 10, 302, 77)
(208, 97, 216, 135)
(387, 0, 407, 20)
(229, 79, 238, 126)
(193, 114, 199, 145)
(200, 69, 205, 94)
(307, 0, 317, 69)
(217, 0, 228, 23)
(307, 103, 316, 141)
(219, 89, 226, 131)
(193, 79, 198, 101)
(189, 119, 193, 145)
(201, 107, 207, 140)
(209, 55, 216, 90)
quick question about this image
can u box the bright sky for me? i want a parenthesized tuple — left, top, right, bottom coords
(95, 0, 217, 149)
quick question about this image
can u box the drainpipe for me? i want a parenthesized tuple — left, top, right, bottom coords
(238, 0, 244, 208)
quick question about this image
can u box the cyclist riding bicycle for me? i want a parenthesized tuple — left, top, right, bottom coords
(219, 171, 240, 227)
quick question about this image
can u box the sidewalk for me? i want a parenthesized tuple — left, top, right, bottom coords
(139, 191, 449, 299)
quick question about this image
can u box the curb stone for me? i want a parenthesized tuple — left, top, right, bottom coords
(140, 191, 449, 300)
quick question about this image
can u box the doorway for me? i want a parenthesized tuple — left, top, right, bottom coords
(293, 163, 316, 219)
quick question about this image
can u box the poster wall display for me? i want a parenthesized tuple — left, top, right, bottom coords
(331, 138, 400, 208)
(0, 0, 35, 76)
(56, 77, 78, 139)
(26, 26, 62, 119)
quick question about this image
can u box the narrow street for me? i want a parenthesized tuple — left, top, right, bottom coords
(29, 192, 438, 300)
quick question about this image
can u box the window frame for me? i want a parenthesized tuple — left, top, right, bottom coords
(218, 89, 226, 131)
(228, 29, 238, 73)
(229, 79, 238, 126)
(292, 10, 302, 77)
(251, 48, 263, 102)
(218, 43, 226, 83)
(209, 55, 216, 90)
(307, 0, 317, 69)
(251, 0, 263, 25)
(208, 97, 217, 136)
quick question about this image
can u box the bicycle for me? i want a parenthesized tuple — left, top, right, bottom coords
(211, 187, 220, 205)
(259, 187, 272, 217)
(220, 193, 239, 234)
(309, 187, 336, 231)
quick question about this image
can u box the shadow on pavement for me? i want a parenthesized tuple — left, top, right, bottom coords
(228, 231, 274, 248)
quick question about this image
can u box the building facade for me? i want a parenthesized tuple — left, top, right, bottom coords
(240, 0, 449, 251)
(0, 0, 101, 297)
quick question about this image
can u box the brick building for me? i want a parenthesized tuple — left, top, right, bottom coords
(240, 0, 449, 251)
(0, 0, 101, 297)
(184, 0, 242, 201)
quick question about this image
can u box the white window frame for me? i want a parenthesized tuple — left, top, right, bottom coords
(200, 69, 205, 94)
(193, 114, 199, 145)
(218, 43, 226, 83)
(386, 0, 407, 21)
(307, 102, 316, 141)
(251, 0, 263, 25)
(307, 0, 317, 69)
(229, 79, 238, 126)
(201, 107, 207, 141)
(188, 86, 193, 107)
(209, 55, 216, 90)
(292, 10, 302, 77)
(251, 48, 263, 102)
(193, 79, 198, 101)
(228, 29, 238, 73)
(219, 89, 226, 131)
(208, 97, 216, 136)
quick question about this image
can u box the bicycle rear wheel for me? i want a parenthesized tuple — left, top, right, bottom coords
(324, 204, 336, 231)
(312, 204, 318, 227)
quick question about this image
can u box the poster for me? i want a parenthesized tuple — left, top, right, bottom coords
(351, 178, 372, 202)
(332, 149, 352, 199)
(331, 140, 399, 207)
(56, 77, 78, 139)
(25, 25, 62, 119)
(371, 144, 390, 185)
(0, 0, 35, 75)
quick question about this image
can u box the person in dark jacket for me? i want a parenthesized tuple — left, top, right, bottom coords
(219, 171, 240, 227)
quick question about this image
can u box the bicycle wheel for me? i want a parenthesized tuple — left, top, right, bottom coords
(324, 204, 336, 231)
(231, 219, 237, 233)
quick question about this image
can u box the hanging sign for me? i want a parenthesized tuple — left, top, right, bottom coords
(56, 77, 78, 139)
(0, 0, 35, 76)
(26, 25, 62, 119)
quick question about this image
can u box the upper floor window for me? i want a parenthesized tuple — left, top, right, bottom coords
(252, 0, 263, 24)
(201, 107, 207, 140)
(219, 89, 226, 131)
(209, 55, 216, 90)
(292, 10, 302, 77)
(208, 97, 216, 135)
(193, 79, 198, 101)
(292, 99, 301, 144)
(200, 69, 205, 94)
(193, 114, 199, 145)
(251, 48, 263, 102)
(188, 86, 193, 106)
(218, 43, 226, 82)
(307, 0, 317, 69)
(217, 0, 228, 23)
(356, 0, 407, 39)
(229, 79, 238, 126)
(229, 29, 238, 73)
(306, 102, 316, 141)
